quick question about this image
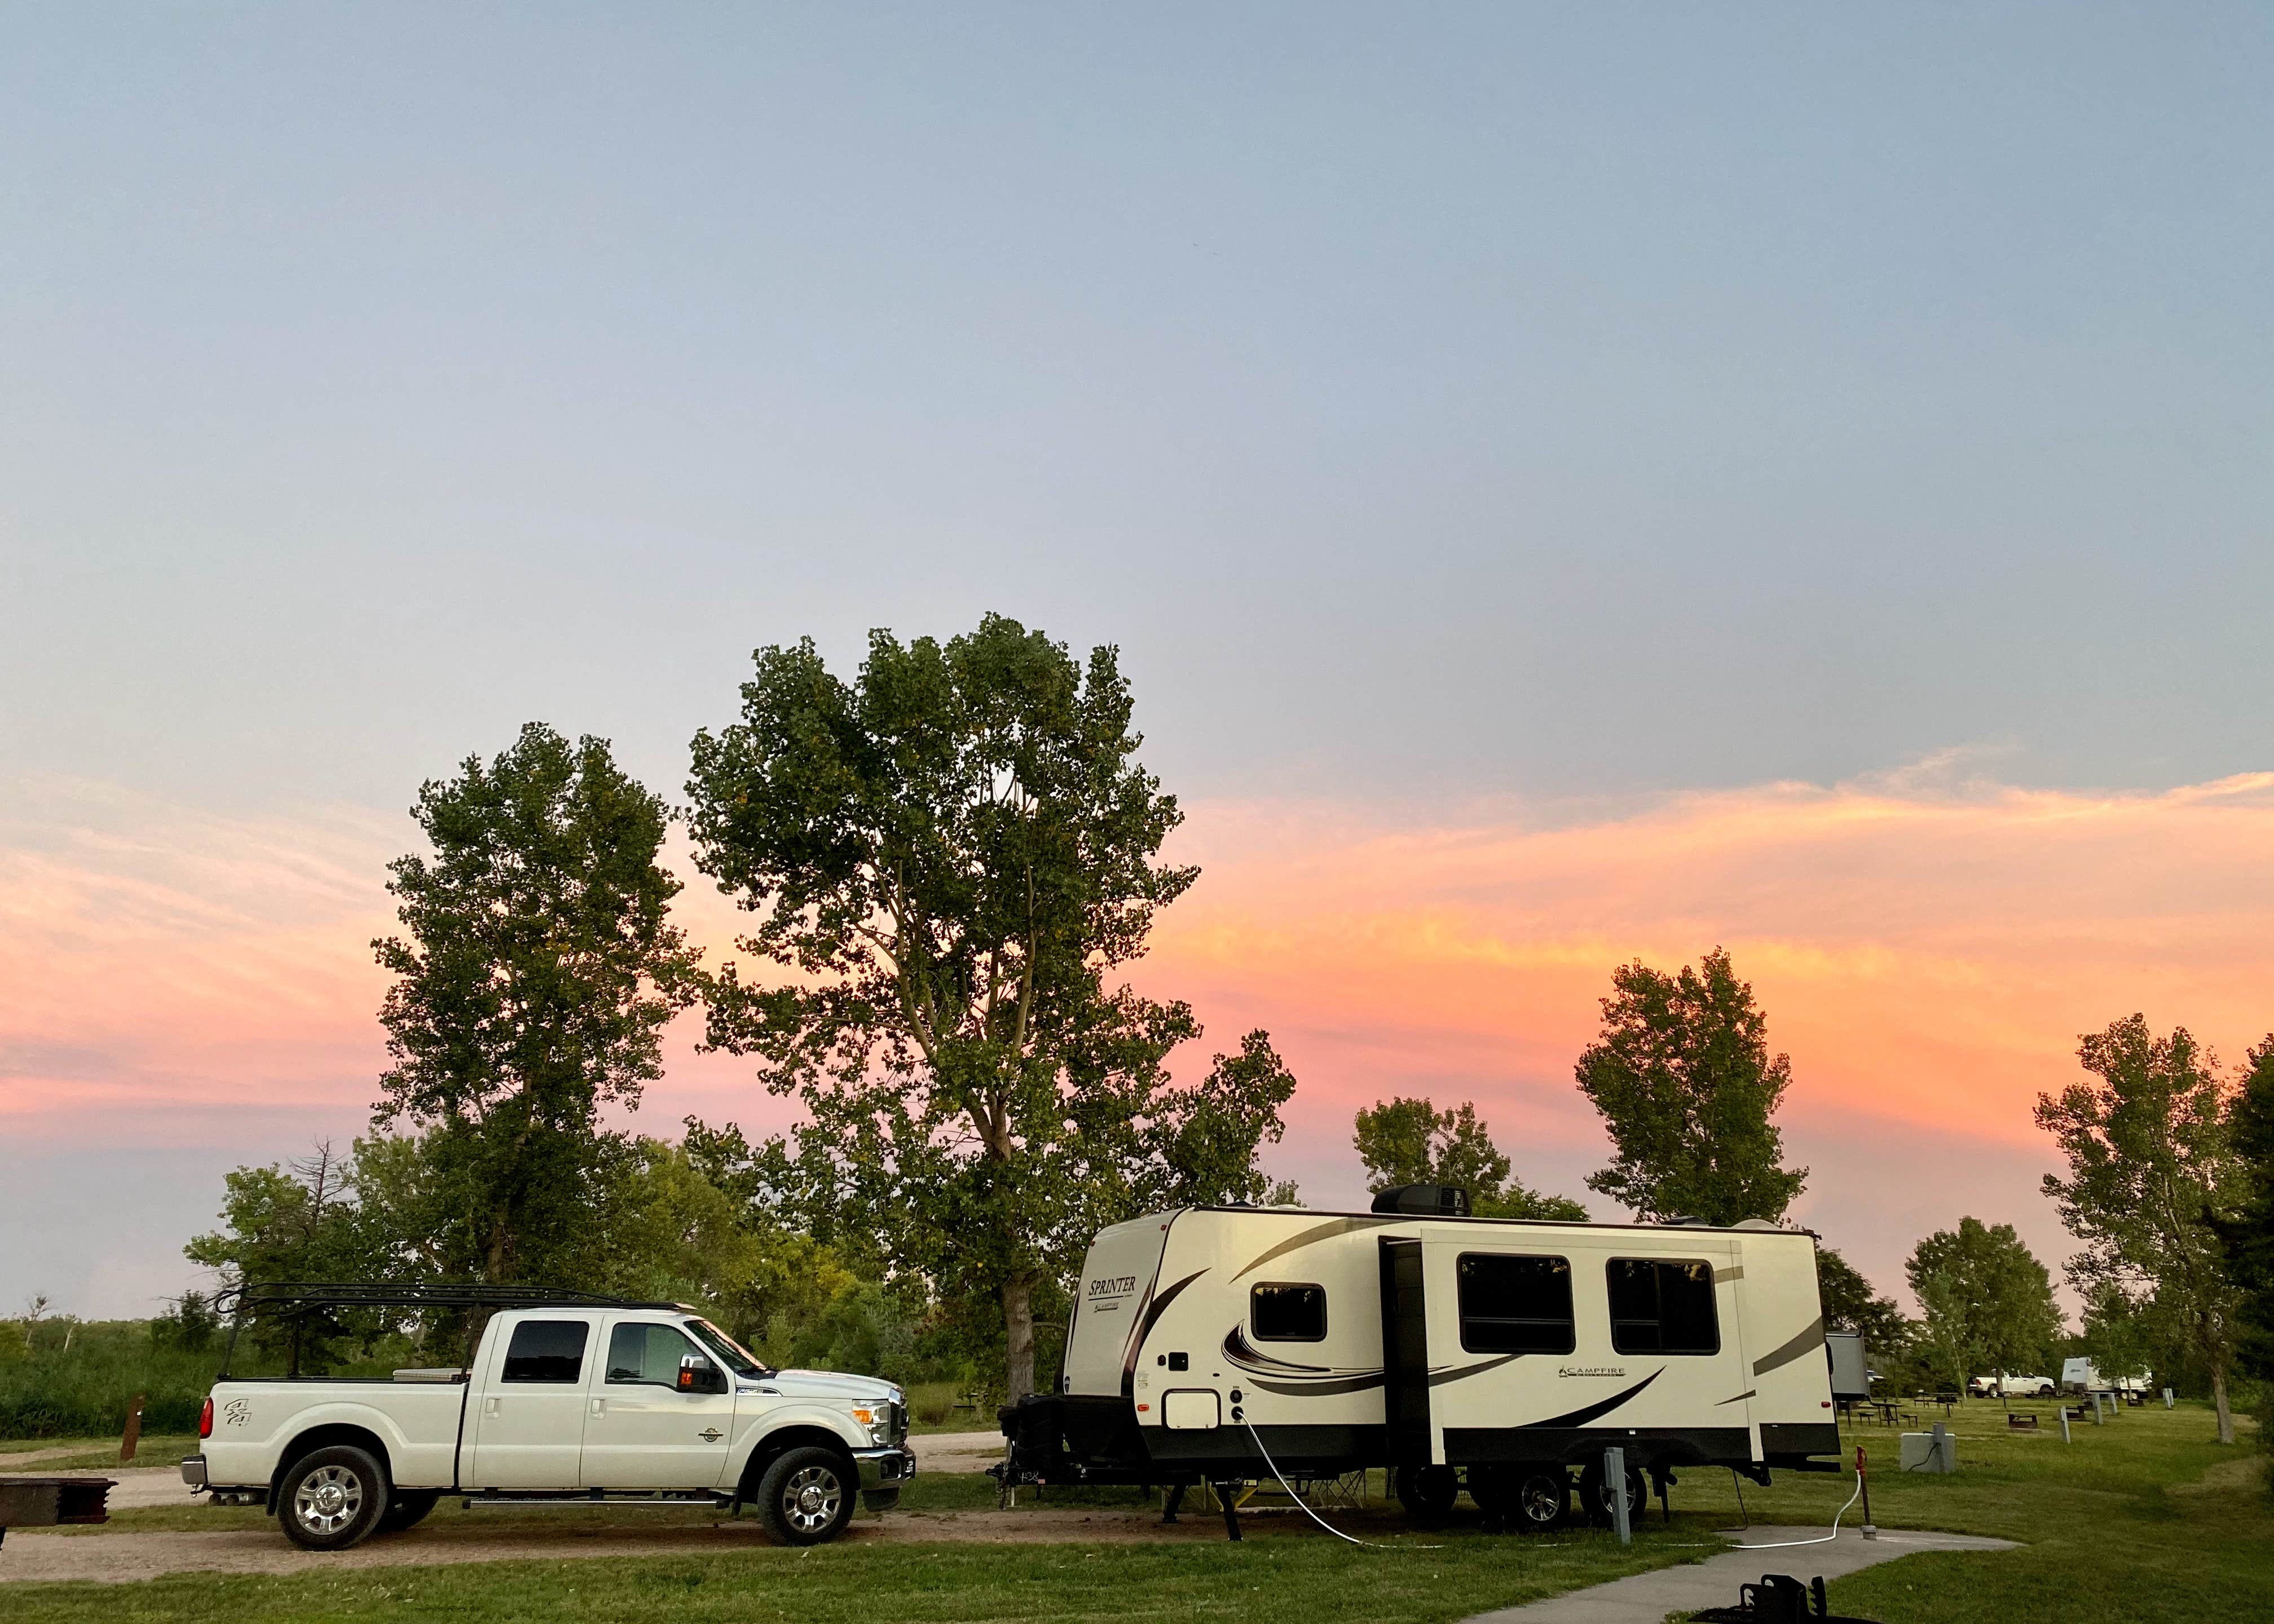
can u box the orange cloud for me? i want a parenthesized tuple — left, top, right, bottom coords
(6, 764, 2269, 1307)
(1143, 767, 2274, 1146)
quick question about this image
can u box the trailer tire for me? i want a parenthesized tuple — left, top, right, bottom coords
(1394, 1464, 1458, 1525)
(1578, 1459, 1646, 1528)
(756, 1446, 857, 1546)
(378, 1491, 440, 1534)
(1468, 1464, 1567, 1530)
(276, 1444, 391, 1551)
(1478, 1466, 1567, 1530)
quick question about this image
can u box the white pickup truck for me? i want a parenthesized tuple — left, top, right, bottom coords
(179, 1286, 914, 1551)
(1967, 1372, 2056, 1398)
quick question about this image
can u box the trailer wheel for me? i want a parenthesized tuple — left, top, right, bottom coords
(276, 1444, 391, 1551)
(1578, 1458, 1647, 1528)
(1393, 1464, 1458, 1525)
(1466, 1465, 1567, 1530)
(757, 1446, 857, 1546)
(378, 1491, 439, 1534)
(1511, 1468, 1570, 1530)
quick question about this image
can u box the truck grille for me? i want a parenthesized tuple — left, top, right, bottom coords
(890, 1401, 909, 1444)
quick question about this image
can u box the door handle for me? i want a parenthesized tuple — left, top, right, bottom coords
(591, 1397, 606, 1416)
(484, 1396, 499, 1415)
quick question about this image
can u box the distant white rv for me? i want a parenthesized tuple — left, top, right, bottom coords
(999, 1186, 1843, 1533)
(2060, 1358, 2150, 1394)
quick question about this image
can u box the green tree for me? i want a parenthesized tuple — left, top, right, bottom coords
(184, 1142, 378, 1288)
(1351, 1097, 1586, 1220)
(1574, 948, 1807, 1225)
(372, 723, 698, 1284)
(2209, 1037, 2274, 1457)
(1905, 1217, 2063, 1392)
(2037, 1016, 2244, 1443)
(684, 616, 1296, 1398)
(1814, 1246, 1912, 1357)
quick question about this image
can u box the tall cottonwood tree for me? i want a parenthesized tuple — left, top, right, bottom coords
(1574, 948, 1807, 1225)
(372, 724, 698, 1284)
(2210, 1038, 2274, 1413)
(2038, 1016, 2244, 1442)
(686, 617, 1297, 1399)
(1906, 1217, 2063, 1390)
(1352, 1097, 1586, 1220)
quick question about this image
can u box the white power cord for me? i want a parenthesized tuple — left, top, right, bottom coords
(1241, 1420, 1440, 1549)
(1245, 1419, 1861, 1555)
(1728, 1466, 1865, 1550)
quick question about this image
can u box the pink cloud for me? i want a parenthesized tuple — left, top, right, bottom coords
(7, 762, 2269, 1309)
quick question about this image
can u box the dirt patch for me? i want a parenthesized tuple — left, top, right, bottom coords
(908, 1430, 1003, 1474)
(2167, 1453, 2270, 1498)
(0, 1504, 1282, 1584)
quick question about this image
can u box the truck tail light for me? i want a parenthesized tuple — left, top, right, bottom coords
(199, 1396, 214, 1439)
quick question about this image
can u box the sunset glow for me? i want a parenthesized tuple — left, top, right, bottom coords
(8, 762, 2270, 1307)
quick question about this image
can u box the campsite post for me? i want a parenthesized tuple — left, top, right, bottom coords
(1857, 1445, 1875, 1540)
(1605, 1446, 1631, 1544)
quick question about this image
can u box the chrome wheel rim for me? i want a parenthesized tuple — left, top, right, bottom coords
(781, 1464, 844, 1534)
(1519, 1476, 1563, 1524)
(293, 1464, 365, 1536)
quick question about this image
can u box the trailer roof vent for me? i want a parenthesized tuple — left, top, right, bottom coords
(1370, 1184, 1471, 1217)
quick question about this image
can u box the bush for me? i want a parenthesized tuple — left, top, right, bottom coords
(0, 1318, 224, 1440)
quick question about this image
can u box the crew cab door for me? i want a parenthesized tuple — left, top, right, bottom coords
(465, 1313, 603, 1489)
(580, 1316, 736, 1490)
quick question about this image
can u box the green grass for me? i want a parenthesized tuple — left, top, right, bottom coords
(2, 1400, 2263, 1623)
(0, 1433, 201, 1473)
(0, 1520, 1703, 1623)
(1651, 1398, 2269, 1623)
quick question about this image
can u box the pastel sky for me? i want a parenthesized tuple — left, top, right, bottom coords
(3, 6, 2269, 1317)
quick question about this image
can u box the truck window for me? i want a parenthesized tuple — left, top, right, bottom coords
(606, 1322, 702, 1386)
(1606, 1259, 1718, 1355)
(501, 1320, 590, 1383)
(1250, 1283, 1326, 1341)
(1456, 1254, 1575, 1354)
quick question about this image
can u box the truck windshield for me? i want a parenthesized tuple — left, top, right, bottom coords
(685, 1318, 769, 1378)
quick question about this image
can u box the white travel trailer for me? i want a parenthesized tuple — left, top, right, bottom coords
(1000, 1188, 1841, 1534)
(2060, 1358, 2150, 1396)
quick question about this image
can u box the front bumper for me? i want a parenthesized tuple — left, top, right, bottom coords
(852, 1444, 915, 1510)
(852, 1445, 915, 1490)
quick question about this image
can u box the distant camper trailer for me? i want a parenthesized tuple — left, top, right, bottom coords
(2060, 1358, 2150, 1396)
(1000, 1188, 1841, 1531)
(1825, 1331, 1872, 1401)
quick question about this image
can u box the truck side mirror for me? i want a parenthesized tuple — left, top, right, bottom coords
(678, 1354, 724, 1394)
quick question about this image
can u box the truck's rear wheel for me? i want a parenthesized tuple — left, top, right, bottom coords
(277, 1445, 391, 1551)
(757, 1446, 857, 1546)
(378, 1490, 440, 1534)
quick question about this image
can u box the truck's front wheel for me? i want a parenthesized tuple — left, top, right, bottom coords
(277, 1445, 391, 1551)
(757, 1446, 857, 1546)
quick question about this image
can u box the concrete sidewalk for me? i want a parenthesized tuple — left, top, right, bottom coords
(1461, 1525, 2017, 1623)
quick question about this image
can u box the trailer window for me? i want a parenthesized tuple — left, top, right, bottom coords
(1606, 1259, 1719, 1355)
(501, 1320, 589, 1383)
(1456, 1254, 1575, 1354)
(1251, 1283, 1328, 1341)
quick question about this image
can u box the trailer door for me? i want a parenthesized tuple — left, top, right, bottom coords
(1379, 1238, 1431, 1463)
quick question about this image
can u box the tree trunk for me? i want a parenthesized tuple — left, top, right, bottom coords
(484, 1209, 512, 1285)
(1002, 1273, 1037, 1402)
(2210, 1364, 2235, 1445)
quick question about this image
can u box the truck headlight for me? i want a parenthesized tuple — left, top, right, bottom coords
(851, 1406, 887, 1442)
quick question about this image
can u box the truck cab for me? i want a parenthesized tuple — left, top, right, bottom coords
(179, 1285, 914, 1551)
